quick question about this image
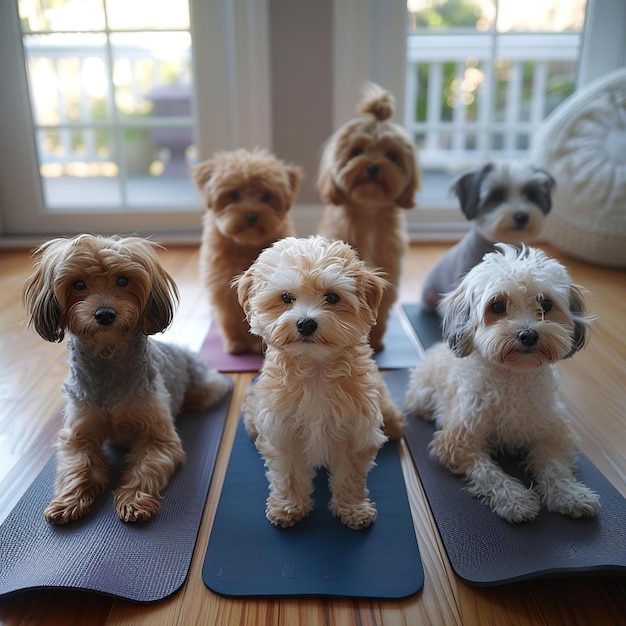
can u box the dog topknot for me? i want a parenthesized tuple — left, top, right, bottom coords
(358, 83, 395, 121)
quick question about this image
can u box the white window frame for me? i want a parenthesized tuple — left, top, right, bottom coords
(332, 0, 625, 241)
(0, 0, 271, 241)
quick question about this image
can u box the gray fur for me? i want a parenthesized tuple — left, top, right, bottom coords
(64, 333, 216, 418)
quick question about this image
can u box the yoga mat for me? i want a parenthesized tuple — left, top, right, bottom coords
(201, 309, 421, 372)
(203, 382, 424, 599)
(401, 304, 443, 351)
(385, 368, 626, 587)
(200, 324, 264, 372)
(0, 377, 233, 603)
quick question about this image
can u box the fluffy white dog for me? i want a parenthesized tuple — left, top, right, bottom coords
(406, 244, 600, 523)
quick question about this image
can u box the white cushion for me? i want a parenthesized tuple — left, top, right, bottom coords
(530, 68, 626, 267)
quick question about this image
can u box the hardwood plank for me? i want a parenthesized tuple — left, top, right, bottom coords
(1, 242, 624, 626)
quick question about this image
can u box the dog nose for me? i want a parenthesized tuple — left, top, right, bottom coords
(94, 306, 116, 326)
(366, 163, 379, 179)
(513, 212, 530, 228)
(517, 328, 538, 347)
(245, 213, 259, 226)
(297, 318, 318, 336)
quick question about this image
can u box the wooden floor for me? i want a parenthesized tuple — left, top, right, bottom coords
(0, 241, 625, 625)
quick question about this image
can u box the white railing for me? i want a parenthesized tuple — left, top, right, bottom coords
(405, 31, 581, 169)
(25, 32, 581, 171)
(23, 37, 192, 168)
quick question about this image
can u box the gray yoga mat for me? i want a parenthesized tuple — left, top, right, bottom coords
(385, 368, 626, 586)
(401, 304, 443, 351)
(0, 377, 233, 603)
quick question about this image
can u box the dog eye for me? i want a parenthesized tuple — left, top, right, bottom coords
(386, 151, 399, 162)
(261, 191, 271, 202)
(72, 280, 87, 291)
(538, 297, 553, 313)
(281, 293, 295, 304)
(326, 292, 340, 304)
(487, 188, 506, 204)
(351, 147, 364, 158)
(491, 300, 507, 315)
(116, 276, 129, 288)
(524, 189, 539, 204)
(229, 191, 240, 202)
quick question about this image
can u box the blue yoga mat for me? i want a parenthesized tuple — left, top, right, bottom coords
(0, 377, 233, 603)
(203, 381, 424, 599)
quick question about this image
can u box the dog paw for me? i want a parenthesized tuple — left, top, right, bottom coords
(490, 486, 541, 524)
(330, 499, 378, 530)
(266, 497, 312, 528)
(44, 494, 96, 524)
(383, 409, 406, 441)
(114, 489, 161, 523)
(544, 483, 600, 519)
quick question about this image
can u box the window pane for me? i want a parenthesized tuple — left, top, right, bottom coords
(405, 0, 587, 186)
(407, 0, 495, 32)
(24, 34, 109, 125)
(19, 0, 105, 32)
(496, 0, 586, 32)
(110, 32, 192, 120)
(20, 0, 198, 212)
(105, 0, 190, 30)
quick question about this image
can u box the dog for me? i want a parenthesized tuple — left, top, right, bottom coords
(192, 147, 303, 354)
(421, 161, 555, 312)
(235, 236, 406, 530)
(23, 234, 230, 524)
(317, 83, 420, 351)
(405, 244, 600, 523)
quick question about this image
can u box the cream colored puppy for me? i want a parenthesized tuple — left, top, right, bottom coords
(236, 236, 405, 530)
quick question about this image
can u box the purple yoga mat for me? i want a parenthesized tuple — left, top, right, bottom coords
(0, 377, 233, 603)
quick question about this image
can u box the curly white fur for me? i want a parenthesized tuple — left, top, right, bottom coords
(406, 244, 600, 523)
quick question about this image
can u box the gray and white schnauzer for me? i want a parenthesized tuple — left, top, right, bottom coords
(421, 161, 555, 312)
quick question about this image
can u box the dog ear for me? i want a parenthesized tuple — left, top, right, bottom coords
(317, 141, 347, 206)
(285, 165, 303, 203)
(396, 146, 420, 209)
(525, 167, 556, 215)
(23, 265, 64, 342)
(233, 268, 256, 323)
(317, 164, 346, 206)
(143, 271, 178, 335)
(439, 283, 474, 357)
(565, 283, 592, 358)
(453, 163, 493, 220)
(22, 241, 66, 343)
(130, 240, 179, 335)
(358, 270, 388, 324)
(191, 160, 216, 206)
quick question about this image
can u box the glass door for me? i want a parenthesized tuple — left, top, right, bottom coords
(1, 0, 267, 238)
(19, 0, 197, 212)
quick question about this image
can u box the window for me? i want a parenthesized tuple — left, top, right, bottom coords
(20, 0, 196, 211)
(405, 0, 587, 214)
(0, 0, 271, 238)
